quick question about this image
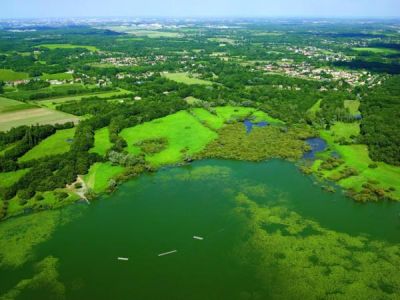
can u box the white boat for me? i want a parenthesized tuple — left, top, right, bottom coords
(193, 236, 204, 240)
(158, 250, 177, 257)
(117, 257, 129, 261)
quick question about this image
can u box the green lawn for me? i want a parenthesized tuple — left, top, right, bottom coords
(0, 169, 30, 188)
(19, 128, 76, 162)
(0, 97, 36, 113)
(39, 44, 99, 52)
(120, 110, 218, 166)
(90, 127, 113, 156)
(0, 108, 79, 132)
(0, 69, 29, 81)
(162, 72, 213, 85)
(84, 162, 125, 194)
(40, 73, 74, 80)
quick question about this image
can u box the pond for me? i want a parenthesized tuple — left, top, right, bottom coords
(1, 159, 399, 299)
(303, 137, 327, 159)
(243, 119, 269, 133)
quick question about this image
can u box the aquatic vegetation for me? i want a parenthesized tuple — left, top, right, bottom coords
(199, 123, 312, 161)
(0, 208, 79, 268)
(0, 256, 65, 300)
(233, 193, 400, 299)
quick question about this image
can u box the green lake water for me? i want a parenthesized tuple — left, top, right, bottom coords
(1, 159, 400, 299)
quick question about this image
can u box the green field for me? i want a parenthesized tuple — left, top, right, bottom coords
(307, 99, 322, 116)
(0, 169, 30, 189)
(251, 110, 285, 124)
(352, 47, 399, 55)
(312, 124, 400, 200)
(0, 108, 79, 132)
(37, 89, 132, 109)
(90, 127, 113, 156)
(190, 108, 225, 130)
(19, 128, 76, 162)
(40, 73, 74, 80)
(84, 162, 125, 193)
(162, 72, 213, 85)
(120, 110, 218, 166)
(330, 122, 360, 142)
(0, 97, 36, 113)
(215, 106, 255, 122)
(0, 69, 29, 81)
(39, 44, 99, 52)
(344, 100, 361, 116)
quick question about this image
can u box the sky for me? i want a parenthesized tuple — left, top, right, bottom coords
(1, 0, 400, 19)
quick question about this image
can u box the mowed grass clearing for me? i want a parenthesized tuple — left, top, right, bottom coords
(0, 97, 36, 113)
(19, 128, 76, 162)
(38, 44, 99, 52)
(0, 108, 79, 131)
(162, 72, 213, 85)
(84, 162, 125, 194)
(90, 127, 113, 156)
(120, 110, 218, 166)
(0, 69, 29, 81)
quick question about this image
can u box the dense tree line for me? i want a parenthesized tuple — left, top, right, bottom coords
(360, 76, 400, 165)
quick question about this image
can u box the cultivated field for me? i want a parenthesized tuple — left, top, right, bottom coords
(0, 108, 79, 131)
(19, 127, 76, 162)
(0, 97, 35, 113)
(36, 89, 132, 109)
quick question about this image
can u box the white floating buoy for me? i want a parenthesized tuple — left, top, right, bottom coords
(117, 257, 129, 261)
(193, 236, 204, 240)
(158, 250, 177, 257)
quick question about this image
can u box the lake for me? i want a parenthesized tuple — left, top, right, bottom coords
(1, 159, 399, 299)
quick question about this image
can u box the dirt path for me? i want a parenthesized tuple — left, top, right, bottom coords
(66, 175, 90, 204)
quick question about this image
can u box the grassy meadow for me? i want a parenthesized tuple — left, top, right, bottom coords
(162, 72, 213, 85)
(120, 110, 218, 166)
(0, 69, 29, 81)
(90, 127, 113, 156)
(19, 128, 76, 162)
(352, 47, 399, 55)
(38, 44, 99, 52)
(84, 162, 125, 194)
(40, 73, 74, 81)
(312, 122, 400, 200)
